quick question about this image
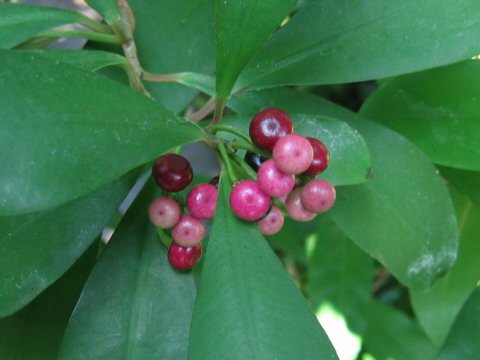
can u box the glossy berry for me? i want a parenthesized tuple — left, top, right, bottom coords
(285, 187, 317, 222)
(152, 153, 193, 192)
(244, 151, 267, 172)
(273, 134, 314, 175)
(305, 137, 329, 175)
(209, 175, 220, 187)
(257, 159, 295, 198)
(171, 215, 205, 247)
(301, 179, 336, 213)
(148, 196, 181, 229)
(249, 108, 294, 151)
(187, 183, 218, 220)
(229, 180, 270, 221)
(168, 242, 202, 271)
(257, 206, 284, 236)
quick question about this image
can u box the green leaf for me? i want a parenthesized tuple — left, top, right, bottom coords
(130, 0, 215, 113)
(0, 171, 138, 317)
(308, 216, 373, 336)
(436, 287, 480, 360)
(58, 182, 196, 360)
(0, 3, 98, 49)
(439, 166, 480, 210)
(230, 89, 459, 290)
(361, 61, 480, 171)
(363, 301, 438, 360)
(0, 49, 204, 215)
(188, 174, 338, 360)
(0, 242, 97, 360)
(222, 114, 371, 186)
(86, 0, 121, 26)
(215, 0, 296, 100)
(236, 0, 480, 90)
(410, 189, 480, 346)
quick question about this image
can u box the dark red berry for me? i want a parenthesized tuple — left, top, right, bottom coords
(305, 138, 329, 175)
(168, 242, 202, 271)
(249, 108, 294, 151)
(209, 175, 220, 187)
(152, 153, 193, 192)
(244, 151, 267, 172)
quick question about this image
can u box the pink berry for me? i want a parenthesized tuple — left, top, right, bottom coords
(301, 179, 336, 213)
(148, 196, 181, 229)
(257, 159, 295, 198)
(187, 183, 218, 220)
(285, 187, 317, 222)
(171, 215, 205, 247)
(229, 180, 270, 221)
(273, 134, 314, 175)
(305, 137, 330, 175)
(257, 206, 284, 235)
(168, 242, 202, 271)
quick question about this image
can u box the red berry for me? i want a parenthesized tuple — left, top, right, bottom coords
(229, 180, 270, 221)
(285, 187, 317, 222)
(257, 159, 295, 198)
(301, 179, 336, 213)
(305, 138, 329, 175)
(249, 108, 294, 151)
(187, 183, 218, 220)
(148, 196, 181, 229)
(171, 215, 205, 247)
(152, 153, 193, 192)
(257, 206, 284, 235)
(273, 134, 314, 175)
(168, 242, 202, 271)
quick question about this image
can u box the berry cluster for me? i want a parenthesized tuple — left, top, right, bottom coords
(230, 108, 336, 233)
(149, 154, 218, 271)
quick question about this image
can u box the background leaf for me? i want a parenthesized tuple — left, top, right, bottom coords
(130, 0, 215, 113)
(236, 0, 480, 90)
(0, 49, 204, 215)
(0, 171, 137, 317)
(188, 174, 338, 360)
(59, 182, 196, 360)
(361, 61, 480, 171)
(436, 287, 480, 360)
(410, 188, 480, 345)
(439, 167, 480, 210)
(215, 0, 296, 99)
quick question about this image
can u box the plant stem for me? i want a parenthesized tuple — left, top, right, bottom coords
(188, 97, 216, 122)
(77, 15, 113, 34)
(212, 99, 226, 124)
(232, 154, 257, 180)
(218, 142, 237, 183)
(209, 124, 252, 144)
(142, 72, 182, 83)
(37, 30, 121, 44)
(230, 140, 271, 158)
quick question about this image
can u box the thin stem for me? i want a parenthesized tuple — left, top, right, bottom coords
(77, 15, 113, 34)
(232, 154, 257, 180)
(230, 140, 271, 158)
(38, 30, 121, 44)
(209, 124, 252, 144)
(212, 99, 226, 124)
(142, 72, 182, 83)
(218, 142, 237, 183)
(188, 97, 216, 122)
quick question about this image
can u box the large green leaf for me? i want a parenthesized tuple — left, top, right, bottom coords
(0, 49, 204, 215)
(130, 0, 216, 113)
(363, 301, 438, 360)
(215, 0, 296, 100)
(222, 114, 371, 186)
(59, 183, 196, 360)
(410, 189, 480, 346)
(361, 61, 480, 171)
(436, 287, 480, 360)
(0, 3, 100, 49)
(0, 242, 97, 360)
(0, 171, 137, 317)
(236, 0, 480, 90)
(188, 174, 337, 360)
(439, 166, 480, 210)
(230, 88, 459, 290)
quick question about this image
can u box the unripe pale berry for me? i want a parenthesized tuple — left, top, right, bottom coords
(229, 180, 270, 221)
(148, 196, 181, 229)
(285, 187, 317, 222)
(171, 215, 205, 247)
(168, 242, 202, 271)
(305, 137, 329, 176)
(187, 183, 218, 220)
(249, 108, 294, 151)
(257, 159, 295, 198)
(301, 179, 336, 213)
(257, 206, 284, 236)
(152, 153, 193, 192)
(273, 134, 314, 175)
